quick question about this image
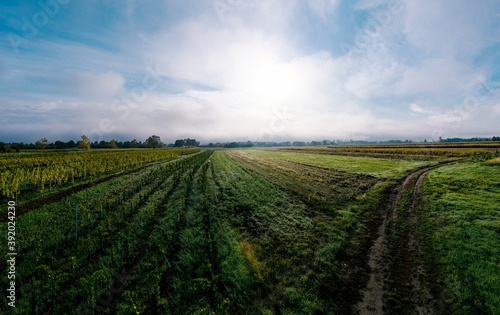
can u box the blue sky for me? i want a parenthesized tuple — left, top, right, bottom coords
(1, 0, 499, 143)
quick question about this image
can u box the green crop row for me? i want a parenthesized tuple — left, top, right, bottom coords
(0, 151, 211, 313)
(286, 147, 491, 157)
(0, 148, 199, 198)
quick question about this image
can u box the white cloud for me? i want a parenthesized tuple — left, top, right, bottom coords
(73, 71, 125, 101)
(409, 103, 433, 114)
(354, 0, 389, 10)
(2, 0, 500, 143)
(308, 0, 340, 18)
(402, 0, 496, 58)
(393, 59, 481, 98)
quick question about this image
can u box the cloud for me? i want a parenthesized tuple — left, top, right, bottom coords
(1, 0, 500, 143)
(72, 71, 125, 101)
(307, 0, 340, 18)
(354, 0, 390, 10)
(409, 103, 433, 114)
(402, 0, 497, 58)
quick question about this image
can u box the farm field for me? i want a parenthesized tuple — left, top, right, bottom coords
(421, 163, 500, 314)
(244, 149, 437, 179)
(0, 147, 499, 314)
(281, 142, 500, 159)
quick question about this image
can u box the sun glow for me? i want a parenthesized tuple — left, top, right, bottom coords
(248, 61, 299, 102)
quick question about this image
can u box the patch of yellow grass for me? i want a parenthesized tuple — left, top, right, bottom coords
(484, 157, 500, 165)
(240, 239, 264, 280)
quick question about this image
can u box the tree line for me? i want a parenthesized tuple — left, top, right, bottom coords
(0, 135, 200, 153)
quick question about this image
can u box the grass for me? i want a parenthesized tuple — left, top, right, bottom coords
(245, 149, 437, 179)
(218, 151, 396, 313)
(422, 163, 500, 314)
(483, 157, 500, 165)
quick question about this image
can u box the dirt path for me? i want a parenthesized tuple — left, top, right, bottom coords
(357, 164, 449, 314)
(408, 168, 447, 314)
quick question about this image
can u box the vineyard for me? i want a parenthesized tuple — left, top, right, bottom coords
(1, 147, 499, 313)
(0, 149, 199, 199)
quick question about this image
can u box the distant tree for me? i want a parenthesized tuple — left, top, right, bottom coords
(108, 139, 117, 148)
(145, 135, 162, 149)
(10, 144, 20, 152)
(130, 139, 138, 148)
(224, 142, 239, 148)
(54, 141, 66, 149)
(10, 143, 24, 152)
(35, 137, 49, 149)
(67, 140, 76, 148)
(0, 143, 13, 153)
(184, 138, 200, 147)
(423, 139, 428, 143)
(79, 135, 91, 150)
(174, 139, 185, 147)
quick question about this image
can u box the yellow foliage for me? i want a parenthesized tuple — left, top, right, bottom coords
(240, 239, 264, 281)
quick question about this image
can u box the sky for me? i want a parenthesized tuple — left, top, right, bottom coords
(1, 0, 500, 144)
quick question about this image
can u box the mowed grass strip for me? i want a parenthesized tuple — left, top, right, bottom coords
(245, 149, 436, 179)
(422, 163, 500, 314)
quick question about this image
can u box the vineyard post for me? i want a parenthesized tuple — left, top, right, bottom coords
(75, 202, 78, 241)
(174, 206, 177, 243)
(184, 182, 187, 209)
(209, 204, 212, 241)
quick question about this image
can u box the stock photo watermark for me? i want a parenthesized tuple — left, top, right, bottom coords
(250, 106, 295, 142)
(431, 73, 500, 141)
(7, 0, 70, 54)
(6, 200, 17, 308)
(213, 0, 245, 22)
(82, 64, 167, 142)
(340, 0, 403, 60)
(75, 269, 130, 314)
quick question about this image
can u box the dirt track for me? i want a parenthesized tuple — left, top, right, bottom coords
(357, 164, 449, 314)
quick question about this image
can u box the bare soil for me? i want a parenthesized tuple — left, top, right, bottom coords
(357, 164, 450, 314)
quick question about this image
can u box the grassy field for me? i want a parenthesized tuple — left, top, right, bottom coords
(421, 163, 500, 314)
(245, 149, 436, 179)
(1, 147, 498, 313)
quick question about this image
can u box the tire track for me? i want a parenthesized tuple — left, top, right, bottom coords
(357, 163, 451, 314)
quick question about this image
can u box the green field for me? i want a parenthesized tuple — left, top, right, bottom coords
(246, 149, 437, 179)
(0, 148, 498, 313)
(422, 163, 500, 314)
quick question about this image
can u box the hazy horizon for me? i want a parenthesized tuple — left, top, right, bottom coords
(1, 0, 499, 143)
